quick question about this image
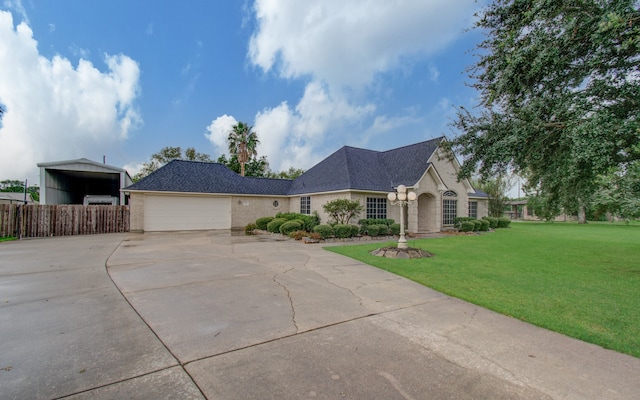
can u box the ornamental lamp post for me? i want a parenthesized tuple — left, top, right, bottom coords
(387, 184, 417, 249)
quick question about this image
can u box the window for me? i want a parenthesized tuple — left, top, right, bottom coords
(366, 197, 387, 219)
(468, 201, 478, 219)
(442, 191, 457, 225)
(300, 196, 310, 214)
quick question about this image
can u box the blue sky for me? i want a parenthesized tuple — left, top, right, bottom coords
(0, 0, 487, 185)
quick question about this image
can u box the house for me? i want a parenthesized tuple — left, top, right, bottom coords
(0, 192, 36, 205)
(38, 158, 133, 205)
(125, 137, 488, 232)
(506, 200, 577, 222)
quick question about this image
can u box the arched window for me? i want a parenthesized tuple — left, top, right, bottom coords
(442, 191, 457, 225)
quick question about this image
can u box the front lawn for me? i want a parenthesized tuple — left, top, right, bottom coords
(326, 222, 640, 358)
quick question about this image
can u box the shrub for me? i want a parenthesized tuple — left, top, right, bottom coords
(256, 216, 274, 230)
(471, 220, 482, 231)
(454, 216, 474, 229)
(358, 218, 394, 233)
(308, 232, 322, 240)
(482, 216, 498, 229)
(376, 224, 390, 235)
(244, 223, 257, 235)
(390, 223, 401, 235)
(280, 220, 302, 235)
(497, 217, 512, 228)
(323, 199, 364, 224)
(350, 225, 361, 237)
(366, 224, 380, 236)
(266, 218, 288, 233)
(479, 219, 490, 231)
(275, 212, 320, 231)
(313, 224, 335, 239)
(289, 230, 308, 240)
(334, 224, 352, 238)
(460, 221, 475, 232)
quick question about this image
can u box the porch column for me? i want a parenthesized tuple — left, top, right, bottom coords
(407, 200, 418, 233)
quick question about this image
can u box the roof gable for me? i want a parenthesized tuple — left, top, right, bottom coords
(289, 137, 442, 195)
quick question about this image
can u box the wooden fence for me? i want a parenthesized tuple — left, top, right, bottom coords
(0, 204, 129, 238)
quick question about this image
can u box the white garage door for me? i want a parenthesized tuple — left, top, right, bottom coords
(144, 195, 231, 231)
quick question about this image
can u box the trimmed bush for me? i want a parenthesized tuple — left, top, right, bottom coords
(313, 224, 335, 239)
(266, 218, 288, 233)
(256, 216, 274, 230)
(244, 223, 257, 235)
(358, 218, 395, 233)
(390, 223, 401, 236)
(280, 220, 302, 235)
(454, 216, 474, 229)
(349, 225, 361, 237)
(276, 212, 320, 232)
(497, 217, 512, 228)
(334, 224, 352, 238)
(376, 224, 390, 235)
(460, 221, 475, 232)
(366, 224, 380, 236)
(479, 219, 490, 231)
(471, 220, 482, 231)
(482, 216, 498, 229)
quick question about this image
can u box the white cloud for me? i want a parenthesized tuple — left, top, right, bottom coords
(205, 114, 238, 151)
(240, 0, 478, 171)
(249, 0, 477, 90)
(122, 161, 144, 178)
(0, 11, 142, 181)
(2, 0, 27, 24)
(206, 81, 378, 172)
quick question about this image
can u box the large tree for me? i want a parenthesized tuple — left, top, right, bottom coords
(133, 146, 212, 181)
(216, 154, 270, 177)
(227, 122, 260, 177)
(447, 0, 640, 223)
(475, 175, 513, 218)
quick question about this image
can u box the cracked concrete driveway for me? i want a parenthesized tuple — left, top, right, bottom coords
(2, 231, 640, 399)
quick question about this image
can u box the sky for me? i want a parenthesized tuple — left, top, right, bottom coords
(0, 0, 489, 187)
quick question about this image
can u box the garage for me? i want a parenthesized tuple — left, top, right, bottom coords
(143, 195, 231, 231)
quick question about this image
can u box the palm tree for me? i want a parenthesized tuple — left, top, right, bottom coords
(227, 122, 259, 176)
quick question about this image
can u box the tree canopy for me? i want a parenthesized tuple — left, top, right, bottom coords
(322, 199, 364, 225)
(447, 0, 640, 223)
(0, 180, 40, 202)
(133, 146, 212, 181)
(216, 153, 270, 177)
(227, 122, 260, 177)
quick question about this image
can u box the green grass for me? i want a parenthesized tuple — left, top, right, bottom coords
(326, 222, 640, 358)
(0, 236, 16, 242)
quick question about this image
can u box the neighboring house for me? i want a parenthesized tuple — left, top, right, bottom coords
(506, 200, 577, 222)
(0, 192, 36, 205)
(38, 158, 133, 205)
(125, 137, 488, 232)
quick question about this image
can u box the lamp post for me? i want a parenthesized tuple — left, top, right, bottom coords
(387, 185, 417, 249)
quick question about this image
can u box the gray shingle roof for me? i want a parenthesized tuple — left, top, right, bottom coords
(125, 160, 292, 195)
(288, 137, 442, 195)
(126, 137, 445, 196)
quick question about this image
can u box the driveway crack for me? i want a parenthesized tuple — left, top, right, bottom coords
(273, 268, 299, 333)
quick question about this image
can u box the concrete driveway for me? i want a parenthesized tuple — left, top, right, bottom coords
(1, 231, 639, 399)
